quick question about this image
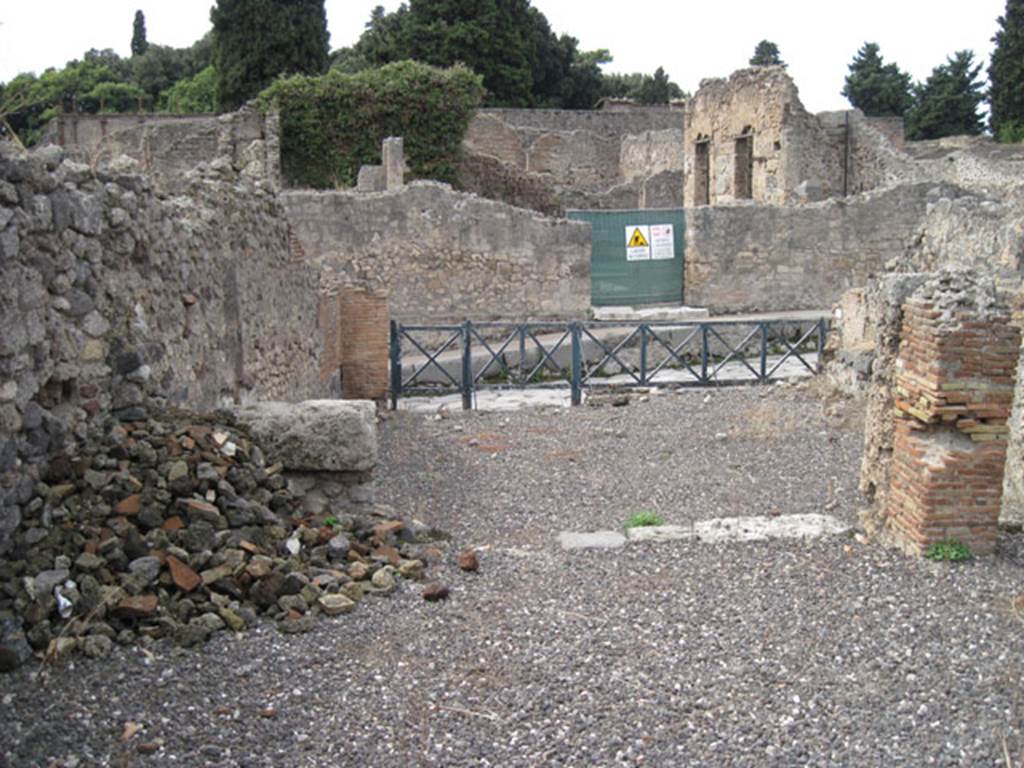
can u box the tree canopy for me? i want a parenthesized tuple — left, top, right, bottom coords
(211, 0, 330, 111)
(131, 10, 149, 57)
(749, 40, 785, 67)
(905, 50, 985, 140)
(336, 1, 681, 109)
(336, 0, 597, 108)
(989, 0, 1024, 141)
(842, 42, 913, 117)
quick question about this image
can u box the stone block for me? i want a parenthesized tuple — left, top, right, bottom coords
(235, 400, 377, 473)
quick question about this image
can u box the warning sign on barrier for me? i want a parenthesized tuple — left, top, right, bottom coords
(625, 225, 651, 261)
(650, 224, 674, 260)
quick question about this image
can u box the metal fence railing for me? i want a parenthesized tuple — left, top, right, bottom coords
(390, 317, 829, 410)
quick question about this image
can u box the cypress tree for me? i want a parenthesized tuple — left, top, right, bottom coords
(841, 42, 913, 117)
(906, 51, 985, 140)
(749, 40, 785, 67)
(211, 0, 329, 112)
(131, 10, 148, 57)
(989, 0, 1024, 140)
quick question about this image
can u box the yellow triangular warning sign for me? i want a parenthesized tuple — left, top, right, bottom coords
(628, 228, 649, 248)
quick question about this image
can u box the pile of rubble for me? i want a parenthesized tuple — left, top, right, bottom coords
(0, 406, 451, 671)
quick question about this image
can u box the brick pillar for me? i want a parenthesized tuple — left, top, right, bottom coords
(318, 292, 343, 393)
(339, 288, 390, 401)
(885, 275, 1020, 555)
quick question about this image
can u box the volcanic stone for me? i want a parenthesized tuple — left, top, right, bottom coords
(167, 555, 201, 593)
(422, 583, 450, 602)
(113, 594, 159, 619)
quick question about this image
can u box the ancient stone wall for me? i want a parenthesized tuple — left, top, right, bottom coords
(41, 109, 281, 194)
(463, 107, 685, 211)
(280, 182, 591, 323)
(683, 67, 845, 206)
(471, 107, 683, 137)
(456, 150, 564, 217)
(684, 183, 949, 312)
(0, 143, 323, 554)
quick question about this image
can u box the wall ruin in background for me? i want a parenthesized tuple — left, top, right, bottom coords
(281, 182, 591, 324)
(461, 106, 685, 212)
(41, 109, 282, 194)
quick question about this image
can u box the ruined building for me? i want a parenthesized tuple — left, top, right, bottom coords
(12, 63, 1024, 553)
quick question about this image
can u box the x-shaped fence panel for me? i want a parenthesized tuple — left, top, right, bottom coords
(389, 317, 828, 409)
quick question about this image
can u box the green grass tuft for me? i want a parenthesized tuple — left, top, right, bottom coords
(624, 511, 665, 530)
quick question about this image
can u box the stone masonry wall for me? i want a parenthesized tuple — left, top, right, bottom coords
(885, 275, 1019, 555)
(42, 109, 281, 195)
(683, 67, 844, 206)
(457, 150, 564, 217)
(684, 183, 950, 312)
(463, 107, 685, 211)
(281, 182, 591, 323)
(0, 143, 323, 554)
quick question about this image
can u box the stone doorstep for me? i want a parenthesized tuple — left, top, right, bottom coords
(559, 513, 853, 550)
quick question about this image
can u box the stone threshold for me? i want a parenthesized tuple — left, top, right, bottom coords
(558, 513, 853, 550)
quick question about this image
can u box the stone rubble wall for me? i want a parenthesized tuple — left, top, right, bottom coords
(903, 136, 1024, 194)
(684, 183, 953, 313)
(41, 109, 282, 195)
(280, 181, 591, 323)
(463, 107, 685, 211)
(456, 150, 564, 217)
(683, 67, 845, 206)
(0, 143, 323, 555)
(619, 130, 686, 183)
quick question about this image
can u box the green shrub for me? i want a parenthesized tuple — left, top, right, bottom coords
(924, 539, 972, 562)
(997, 120, 1024, 144)
(256, 61, 484, 189)
(625, 511, 664, 530)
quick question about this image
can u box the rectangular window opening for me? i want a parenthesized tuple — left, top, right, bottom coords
(694, 140, 710, 206)
(734, 133, 753, 199)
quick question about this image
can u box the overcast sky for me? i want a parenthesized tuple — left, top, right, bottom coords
(0, 1, 1008, 113)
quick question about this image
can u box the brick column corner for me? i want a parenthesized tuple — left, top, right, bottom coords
(885, 273, 1020, 555)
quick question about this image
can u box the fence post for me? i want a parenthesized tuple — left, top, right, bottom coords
(518, 325, 527, 386)
(389, 320, 402, 410)
(640, 325, 648, 385)
(816, 317, 826, 372)
(461, 320, 473, 410)
(700, 324, 709, 384)
(571, 322, 582, 406)
(759, 322, 768, 383)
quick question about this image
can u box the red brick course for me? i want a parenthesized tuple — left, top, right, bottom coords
(885, 296, 1020, 555)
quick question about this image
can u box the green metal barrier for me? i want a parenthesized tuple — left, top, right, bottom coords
(567, 208, 685, 307)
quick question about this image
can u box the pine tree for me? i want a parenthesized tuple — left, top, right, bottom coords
(749, 40, 784, 67)
(906, 51, 985, 140)
(841, 42, 913, 117)
(989, 0, 1024, 141)
(131, 10, 148, 57)
(211, 0, 329, 111)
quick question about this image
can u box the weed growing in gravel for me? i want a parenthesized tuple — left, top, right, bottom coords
(924, 539, 972, 562)
(324, 515, 339, 528)
(625, 511, 664, 529)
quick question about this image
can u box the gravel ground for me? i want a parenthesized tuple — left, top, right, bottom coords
(4, 384, 1024, 767)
